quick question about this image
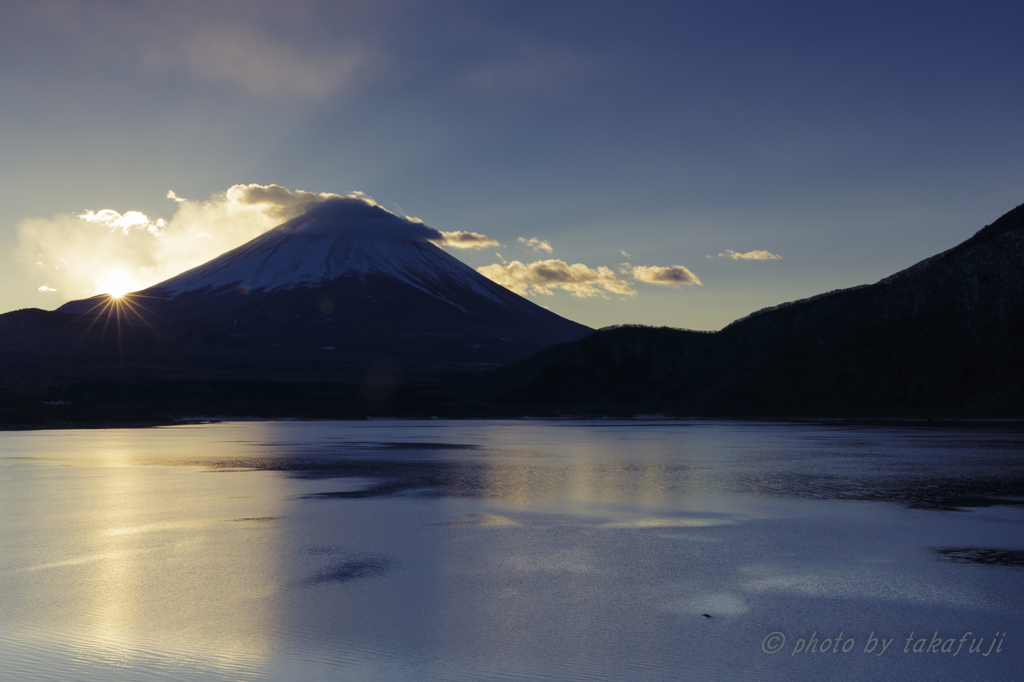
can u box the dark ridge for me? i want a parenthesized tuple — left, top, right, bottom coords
(470, 201, 1024, 418)
(940, 201, 1024, 256)
(598, 323, 714, 335)
(723, 284, 871, 330)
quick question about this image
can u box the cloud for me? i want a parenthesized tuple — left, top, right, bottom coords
(14, 184, 425, 301)
(179, 26, 368, 98)
(15, 1, 607, 104)
(621, 249, 635, 259)
(433, 230, 500, 249)
(631, 265, 701, 286)
(717, 249, 782, 260)
(18, 3, 376, 99)
(479, 258, 703, 297)
(78, 209, 165, 235)
(286, 197, 443, 242)
(477, 259, 635, 298)
(224, 183, 347, 219)
(517, 237, 553, 253)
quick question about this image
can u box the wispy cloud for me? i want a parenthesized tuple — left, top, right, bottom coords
(16, 1, 607, 105)
(717, 249, 782, 260)
(18, 2, 377, 99)
(179, 26, 368, 98)
(517, 237, 553, 253)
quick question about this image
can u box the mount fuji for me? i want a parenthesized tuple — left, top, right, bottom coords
(56, 198, 591, 379)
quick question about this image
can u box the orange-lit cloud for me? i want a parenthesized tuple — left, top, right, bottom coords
(631, 264, 701, 286)
(517, 237, 553, 253)
(478, 259, 635, 298)
(480, 258, 704, 297)
(434, 231, 500, 249)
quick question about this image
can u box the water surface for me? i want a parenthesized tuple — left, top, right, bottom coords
(1, 420, 1022, 680)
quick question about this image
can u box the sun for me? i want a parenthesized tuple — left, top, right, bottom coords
(97, 271, 137, 299)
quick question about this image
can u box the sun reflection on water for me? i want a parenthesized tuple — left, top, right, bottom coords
(0, 435, 294, 674)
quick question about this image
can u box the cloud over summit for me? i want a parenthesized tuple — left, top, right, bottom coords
(280, 197, 446, 243)
(240, 189, 498, 248)
(226, 183, 347, 218)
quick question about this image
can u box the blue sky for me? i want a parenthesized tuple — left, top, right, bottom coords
(2, 1, 1022, 330)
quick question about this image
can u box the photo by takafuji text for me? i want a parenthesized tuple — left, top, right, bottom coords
(761, 630, 1007, 657)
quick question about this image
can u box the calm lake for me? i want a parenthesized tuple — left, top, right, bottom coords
(1, 420, 1022, 681)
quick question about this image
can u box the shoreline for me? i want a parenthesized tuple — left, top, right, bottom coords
(4, 414, 1024, 432)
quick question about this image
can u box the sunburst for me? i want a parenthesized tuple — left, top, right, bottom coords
(68, 286, 166, 359)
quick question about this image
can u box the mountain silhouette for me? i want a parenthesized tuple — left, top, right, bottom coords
(3, 198, 1022, 423)
(472, 202, 1024, 417)
(54, 197, 591, 380)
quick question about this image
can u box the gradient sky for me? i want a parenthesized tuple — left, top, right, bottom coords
(2, 0, 1022, 330)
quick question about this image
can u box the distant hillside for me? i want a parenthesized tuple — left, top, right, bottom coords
(471, 202, 1024, 418)
(0, 308, 165, 358)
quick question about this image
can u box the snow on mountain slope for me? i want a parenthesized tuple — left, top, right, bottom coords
(150, 197, 511, 309)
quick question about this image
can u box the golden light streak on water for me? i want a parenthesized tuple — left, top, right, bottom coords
(480, 427, 709, 508)
(0, 431, 298, 672)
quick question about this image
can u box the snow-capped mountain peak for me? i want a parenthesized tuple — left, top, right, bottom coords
(149, 197, 503, 305)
